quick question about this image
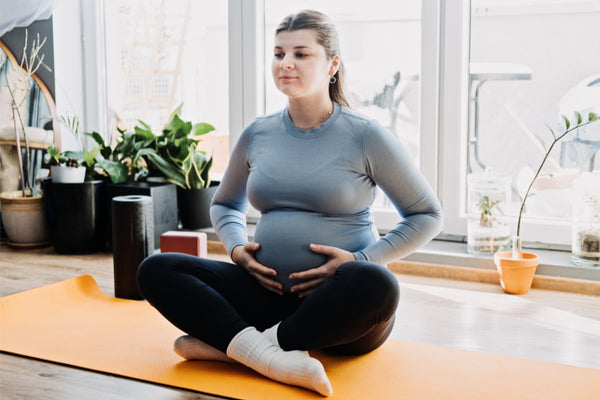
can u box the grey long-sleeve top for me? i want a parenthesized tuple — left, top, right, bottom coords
(210, 102, 443, 291)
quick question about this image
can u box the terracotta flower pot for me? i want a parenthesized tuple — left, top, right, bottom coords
(493, 251, 539, 295)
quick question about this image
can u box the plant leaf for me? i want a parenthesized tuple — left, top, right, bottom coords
(84, 131, 106, 147)
(146, 152, 187, 188)
(83, 147, 100, 167)
(589, 112, 599, 122)
(47, 145, 59, 157)
(575, 111, 582, 125)
(63, 150, 84, 161)
(544, 124, 556, 140)
(134, 125, 155, 140)
(163, 113, 191, 137)
(138, 120, 153, 133)
(191, 122, 215, 137)
(199, 155, 213, 188)
(562, 115, 570, 130)
(97, 159, 128, 183)
(167, 103, 183, 122)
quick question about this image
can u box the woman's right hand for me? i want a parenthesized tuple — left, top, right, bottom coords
(232, 242, 283, 295)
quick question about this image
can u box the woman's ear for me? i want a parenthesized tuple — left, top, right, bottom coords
(329, 55, 340, 76)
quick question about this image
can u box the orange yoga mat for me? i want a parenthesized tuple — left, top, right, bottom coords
(1, 275, 599, 400)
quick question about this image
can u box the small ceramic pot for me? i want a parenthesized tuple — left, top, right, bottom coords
(0, 191, 49, 247)
(50, 165, 86, 183)
(493, 251, 539, 295)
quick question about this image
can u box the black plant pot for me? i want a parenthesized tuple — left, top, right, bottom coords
(105, 181, 178, 249)
(177, 181, 219, 229)
(42, 178, 107, 254)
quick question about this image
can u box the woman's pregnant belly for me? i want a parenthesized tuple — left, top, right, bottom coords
(253, 209, 377, 292)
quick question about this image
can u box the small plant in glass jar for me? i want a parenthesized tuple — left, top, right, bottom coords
(467, 172, 511, 255)
(572, 172, 600, 266)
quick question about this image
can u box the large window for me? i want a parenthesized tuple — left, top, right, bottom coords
(462, 0, 600, 245)
(87, 0, 599, 250)
(103, 0, 230, 174)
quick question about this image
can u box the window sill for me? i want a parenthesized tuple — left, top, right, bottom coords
(405, 239, 599, 282)
(197, 223, 599, 282)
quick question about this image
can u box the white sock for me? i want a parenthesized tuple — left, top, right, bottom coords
(262, 322, 310, 356)
(226, 327, 333, 396)
(262, 322, 280, 346)
(173, 335, 234, 363)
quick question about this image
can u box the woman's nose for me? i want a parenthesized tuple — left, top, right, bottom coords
(280, 56, 294, 70)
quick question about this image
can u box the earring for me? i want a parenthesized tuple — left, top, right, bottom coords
(329, 76, 337, 84)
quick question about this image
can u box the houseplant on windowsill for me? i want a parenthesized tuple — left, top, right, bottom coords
(0, 32, 49, 247)
(494, 111, 599, 294)
(141, 105, 218, 229)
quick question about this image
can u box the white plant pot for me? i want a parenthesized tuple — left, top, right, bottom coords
(51, 165, 86, 183)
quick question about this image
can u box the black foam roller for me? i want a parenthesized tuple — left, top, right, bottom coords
(112, 195, 153, 299)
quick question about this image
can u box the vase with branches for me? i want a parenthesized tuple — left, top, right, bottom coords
(0, 31, 50, 247)
(493, 111, 599, 295)
(512, 111, 599, 258)
(3, 30, 48, 196)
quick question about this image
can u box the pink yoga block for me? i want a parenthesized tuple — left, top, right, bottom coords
(160, 231, 207, 257)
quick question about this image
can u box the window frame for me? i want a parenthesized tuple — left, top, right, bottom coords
(78, 0, 574, 247)
(437, 0, 573, 246)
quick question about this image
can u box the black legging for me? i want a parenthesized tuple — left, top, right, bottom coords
(137, 253, 400, 355)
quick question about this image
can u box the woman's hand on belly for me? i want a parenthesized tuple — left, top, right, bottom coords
(289, 244, 356, 298)
(232, 242, 284, 295)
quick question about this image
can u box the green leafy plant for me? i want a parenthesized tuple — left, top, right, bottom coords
(144, 105, 215, 189)
(87, 105, 215, 187)
(514, 111, 599, 256)
(44, 116, 103, 180)
(86, 131, 129, 184)
(43, 145, 79, 167)
(477, 195, 500, 228)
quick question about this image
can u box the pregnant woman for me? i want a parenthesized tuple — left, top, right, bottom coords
(137, 9, 443, 397)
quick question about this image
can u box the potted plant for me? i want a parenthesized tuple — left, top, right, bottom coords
(494, 111, 599, 294)
(467, 171, 511, 255)
(141, 105, 218, 229)
(43, 116, 98, 183)
(41, 118, 108, 253)
(0, 31, 49, 247)
(571, 172, 600, 266)
(44, 145, 86, 183)
(87, 122, 179, 248)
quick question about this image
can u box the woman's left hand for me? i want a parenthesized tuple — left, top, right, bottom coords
(289, 244, 355, 298)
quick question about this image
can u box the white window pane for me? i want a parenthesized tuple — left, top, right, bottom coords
(104, 0, 230, 174)
(468, 0, 600, 228)
(264, 1, 421, 210)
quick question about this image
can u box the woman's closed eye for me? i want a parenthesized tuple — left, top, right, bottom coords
(274, 52, 308, 60)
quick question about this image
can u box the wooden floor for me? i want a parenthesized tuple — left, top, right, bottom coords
(1, 244, 599, 399)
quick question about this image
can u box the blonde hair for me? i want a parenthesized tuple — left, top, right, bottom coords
(276, 9, 350, 107)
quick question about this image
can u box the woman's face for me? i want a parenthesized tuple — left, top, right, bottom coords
(272, 29, 337, 100)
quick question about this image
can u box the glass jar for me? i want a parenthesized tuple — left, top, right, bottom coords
(572, 171, 600, 266)
(467, 171, 511, 255)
